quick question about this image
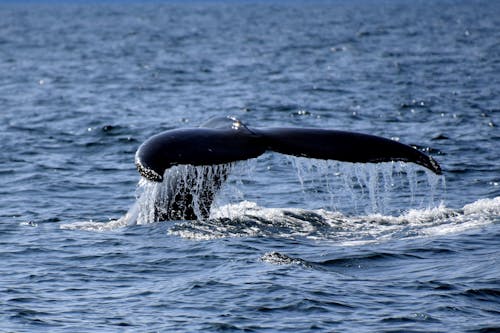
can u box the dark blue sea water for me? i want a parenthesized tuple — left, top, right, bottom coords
(1, 0, 499, 332)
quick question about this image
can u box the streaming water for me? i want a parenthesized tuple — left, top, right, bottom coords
(289, 158, 445, 215)
(62, 157, 450, 243)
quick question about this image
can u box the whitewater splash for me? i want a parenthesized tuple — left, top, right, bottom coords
(60, 197, 500, 244)
(168, 197, 500, 243)
(60, 163, 233, 231)
(60, 158, 498, 243)
(132, 163, 233, 222)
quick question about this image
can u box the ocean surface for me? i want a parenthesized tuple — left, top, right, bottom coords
(1, 0, 499, 332)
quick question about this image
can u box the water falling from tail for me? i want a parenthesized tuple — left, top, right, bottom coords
(287, 157, 445, 215)
(130, 163, 234, 224)
(60, 156, 446, 231)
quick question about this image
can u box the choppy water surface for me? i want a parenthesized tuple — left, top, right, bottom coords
(1, 1, 499, 332)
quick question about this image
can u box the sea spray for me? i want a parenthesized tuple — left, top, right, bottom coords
(61, 156, 446, 230)
(133, 163, 234, 224)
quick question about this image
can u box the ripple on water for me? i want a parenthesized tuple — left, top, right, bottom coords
(1, 1, 500, 332)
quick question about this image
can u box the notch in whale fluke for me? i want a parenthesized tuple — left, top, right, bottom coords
(135, 117, 442, 182)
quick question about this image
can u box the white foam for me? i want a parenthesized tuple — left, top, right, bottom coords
(168, 196, 499, 243)
(60, 218, 128, 232)
(463, 196, 500, 215)
(60, 201, 139, 231)
(61, 196, 498, 239)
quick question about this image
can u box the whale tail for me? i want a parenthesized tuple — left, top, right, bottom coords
(134, 117, 442, 221)
(135, 120, 441, 183)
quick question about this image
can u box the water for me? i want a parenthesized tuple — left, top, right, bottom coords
(1, 0, 499, 332)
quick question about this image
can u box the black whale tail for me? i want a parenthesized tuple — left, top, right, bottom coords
(134, 117, 442, 221)
(257, 127, 442, 175)
(135, 118, 442, 183)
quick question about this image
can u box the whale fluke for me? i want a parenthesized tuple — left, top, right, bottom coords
(136, 117, 441, 182)
(134, 117, 442, 220)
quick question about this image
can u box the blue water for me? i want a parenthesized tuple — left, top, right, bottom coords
(1, 0, 499, 332)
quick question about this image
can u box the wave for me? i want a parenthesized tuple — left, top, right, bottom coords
(60, 197, 500, 245)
